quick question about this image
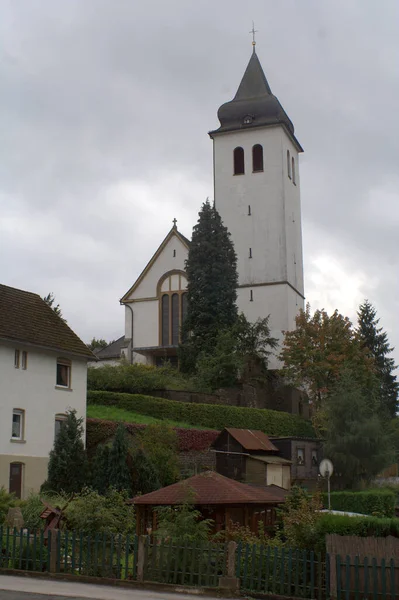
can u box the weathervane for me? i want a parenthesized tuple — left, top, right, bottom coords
(250, 21, 258, 51)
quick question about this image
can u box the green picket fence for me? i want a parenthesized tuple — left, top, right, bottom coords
(237, 544, 328, 599)
(336, 554, 398, 600)
(143, 538, 227, 587)
(0, 527, 138, 580)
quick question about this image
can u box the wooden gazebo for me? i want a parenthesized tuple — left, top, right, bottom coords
(131, 471, 287, 535)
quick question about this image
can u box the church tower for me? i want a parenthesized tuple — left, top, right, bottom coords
(209, 49, 305, 368)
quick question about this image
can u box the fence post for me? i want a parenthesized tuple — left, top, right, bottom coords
(49, 530, 58, 574)
(219, 541, 240, 592)
(136, 535, 147, 583)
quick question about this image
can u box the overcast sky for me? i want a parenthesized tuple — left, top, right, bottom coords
(1, 0, 398, 362)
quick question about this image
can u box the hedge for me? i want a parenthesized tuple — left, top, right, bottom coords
(86, 418, 219, 453)
(87, 391, 316, 438)
(322, 490, 397, 518)
(317, 513, 399, 539)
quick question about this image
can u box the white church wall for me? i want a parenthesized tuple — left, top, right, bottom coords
(126, 235, 188, 301)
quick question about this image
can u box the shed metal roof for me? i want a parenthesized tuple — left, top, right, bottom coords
(224, 428, 279, 452)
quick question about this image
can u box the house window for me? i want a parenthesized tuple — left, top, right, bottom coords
(311, 450, 318, 467)
(55, 414, 67, 440)
(297, 448, 305, 465)
(56, 359, 71, 388)
(287, 150, 291, 179)
(250, 290, 253, 302)
(14, 350, 20, 369)
(21, 351, 28, 370)
(292, 157, 296, 185)
(252, 144, 263, 172)
(233, 147, 245, 175)
(12, 409, 24, 440)
(248, 205, 251, 216)
(249, 248, 252, 258)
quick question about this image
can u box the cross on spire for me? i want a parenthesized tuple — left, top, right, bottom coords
(172, 218, 177, 228)
(249, 21, 258, 51)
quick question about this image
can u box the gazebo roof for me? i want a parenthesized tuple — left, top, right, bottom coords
(132, 471, 286, 506)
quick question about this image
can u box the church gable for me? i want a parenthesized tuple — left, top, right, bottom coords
(121, 227, 189, 302)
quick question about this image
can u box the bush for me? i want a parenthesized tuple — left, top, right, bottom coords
(64, 488, 135, 536)
(0, 486, 18, 524)
(322, 489, 396, 518)
(87, 364, 189, 394)
(87, 391, 316, 438)
(20, 493, 44, 530)
(316, 513, 399, 540)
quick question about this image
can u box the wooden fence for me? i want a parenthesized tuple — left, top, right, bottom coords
(2, 527, 399, 598)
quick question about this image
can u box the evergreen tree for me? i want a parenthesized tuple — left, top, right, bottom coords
(132, 449, 161, 495)
(324, 368, 394, 488)
(179, 200, 238, 372)
(108, 424, 132, 494)
(41, 410, 87, 494)
(43, 292, 66, 323)
(91, 444, 110, 495)
(357, 300, 398, 418)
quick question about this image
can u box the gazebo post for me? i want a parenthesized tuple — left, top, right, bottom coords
(136, 505, 142, 536)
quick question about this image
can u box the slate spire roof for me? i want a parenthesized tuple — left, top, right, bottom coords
(0, 284, 94, 358)
(209, 51, 302, 150)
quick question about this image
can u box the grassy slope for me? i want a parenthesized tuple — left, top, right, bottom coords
(87, 404, 216, 430)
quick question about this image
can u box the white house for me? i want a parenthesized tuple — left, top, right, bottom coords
(120, 47, 304, 370)
(0, 284, 94, 499)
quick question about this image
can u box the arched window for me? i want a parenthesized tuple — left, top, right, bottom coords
(233, 147, 245, 175)
(252, 144, 263, 172)
(292, 157, 296, 185)
(182, 293, 188, 324)
(171, 294, 179, 345)
(287, 150, 291, 179)
(161, 294, 170, 346)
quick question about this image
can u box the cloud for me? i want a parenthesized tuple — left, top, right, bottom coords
(1, 0, 398, 366)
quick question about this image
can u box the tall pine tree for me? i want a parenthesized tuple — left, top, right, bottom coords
(108, 424, 132, 494)
(41, 410, 87, 494)
(179, 200, 238, 372)
(357, 300, 398, 418)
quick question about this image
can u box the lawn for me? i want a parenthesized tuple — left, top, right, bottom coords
(86, 404, 216, 430)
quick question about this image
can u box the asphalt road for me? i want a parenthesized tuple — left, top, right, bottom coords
(0, 575, 230, 600)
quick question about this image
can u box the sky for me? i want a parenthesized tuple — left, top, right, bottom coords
(1, 0, 398, 362)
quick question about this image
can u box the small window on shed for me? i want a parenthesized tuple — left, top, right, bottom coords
(233, 147, 245, 175)
(252, 144, 263, 172)
(311, 450, 318, 467)
(287, 150, 291, 179)
(297, 448, 305, 465)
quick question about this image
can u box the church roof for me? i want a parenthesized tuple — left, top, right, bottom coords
(209, 50, 303, 151)
(0, 284, 94, 358)
(91, 336, 126, 360)
(120, 225, 190, 303)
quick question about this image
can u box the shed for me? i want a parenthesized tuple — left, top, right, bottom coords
(212, 428, 292, 489)
(131, 471, 286, 535)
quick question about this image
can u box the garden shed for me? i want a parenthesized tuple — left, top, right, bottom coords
(132, 470, 287, 536)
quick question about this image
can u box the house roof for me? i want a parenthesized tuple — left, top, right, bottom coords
(92, 336, 126, 360)
(209, 50, 303, 152)
(120, 225, 190, 303)
(223, 428, 279, 452)
(132, 471, 286, 506)
(0, 284, 93, 358)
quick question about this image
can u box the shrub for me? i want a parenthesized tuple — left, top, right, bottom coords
(87, 391, 316, 438)
(64, 488, 135, 536)
(316, 513, 399, 540)
(87, 363, 188, 394)
(0, 486, 18, 524)
(322, 489, 396, 518)
(20, 493, 44, 530)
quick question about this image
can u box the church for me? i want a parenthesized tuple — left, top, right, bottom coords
(120, 45, 305, 371)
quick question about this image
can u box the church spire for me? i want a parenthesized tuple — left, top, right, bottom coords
(210, 49, 298, 142)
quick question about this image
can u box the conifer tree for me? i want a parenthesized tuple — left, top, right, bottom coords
(324, 368, 394, 487)
(179, 200, 238, 372)
(357, 300, 398, 418)
(41, 410, 87, 494)
(108, 424, 132, 494)
(91, 444, 110, 495)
